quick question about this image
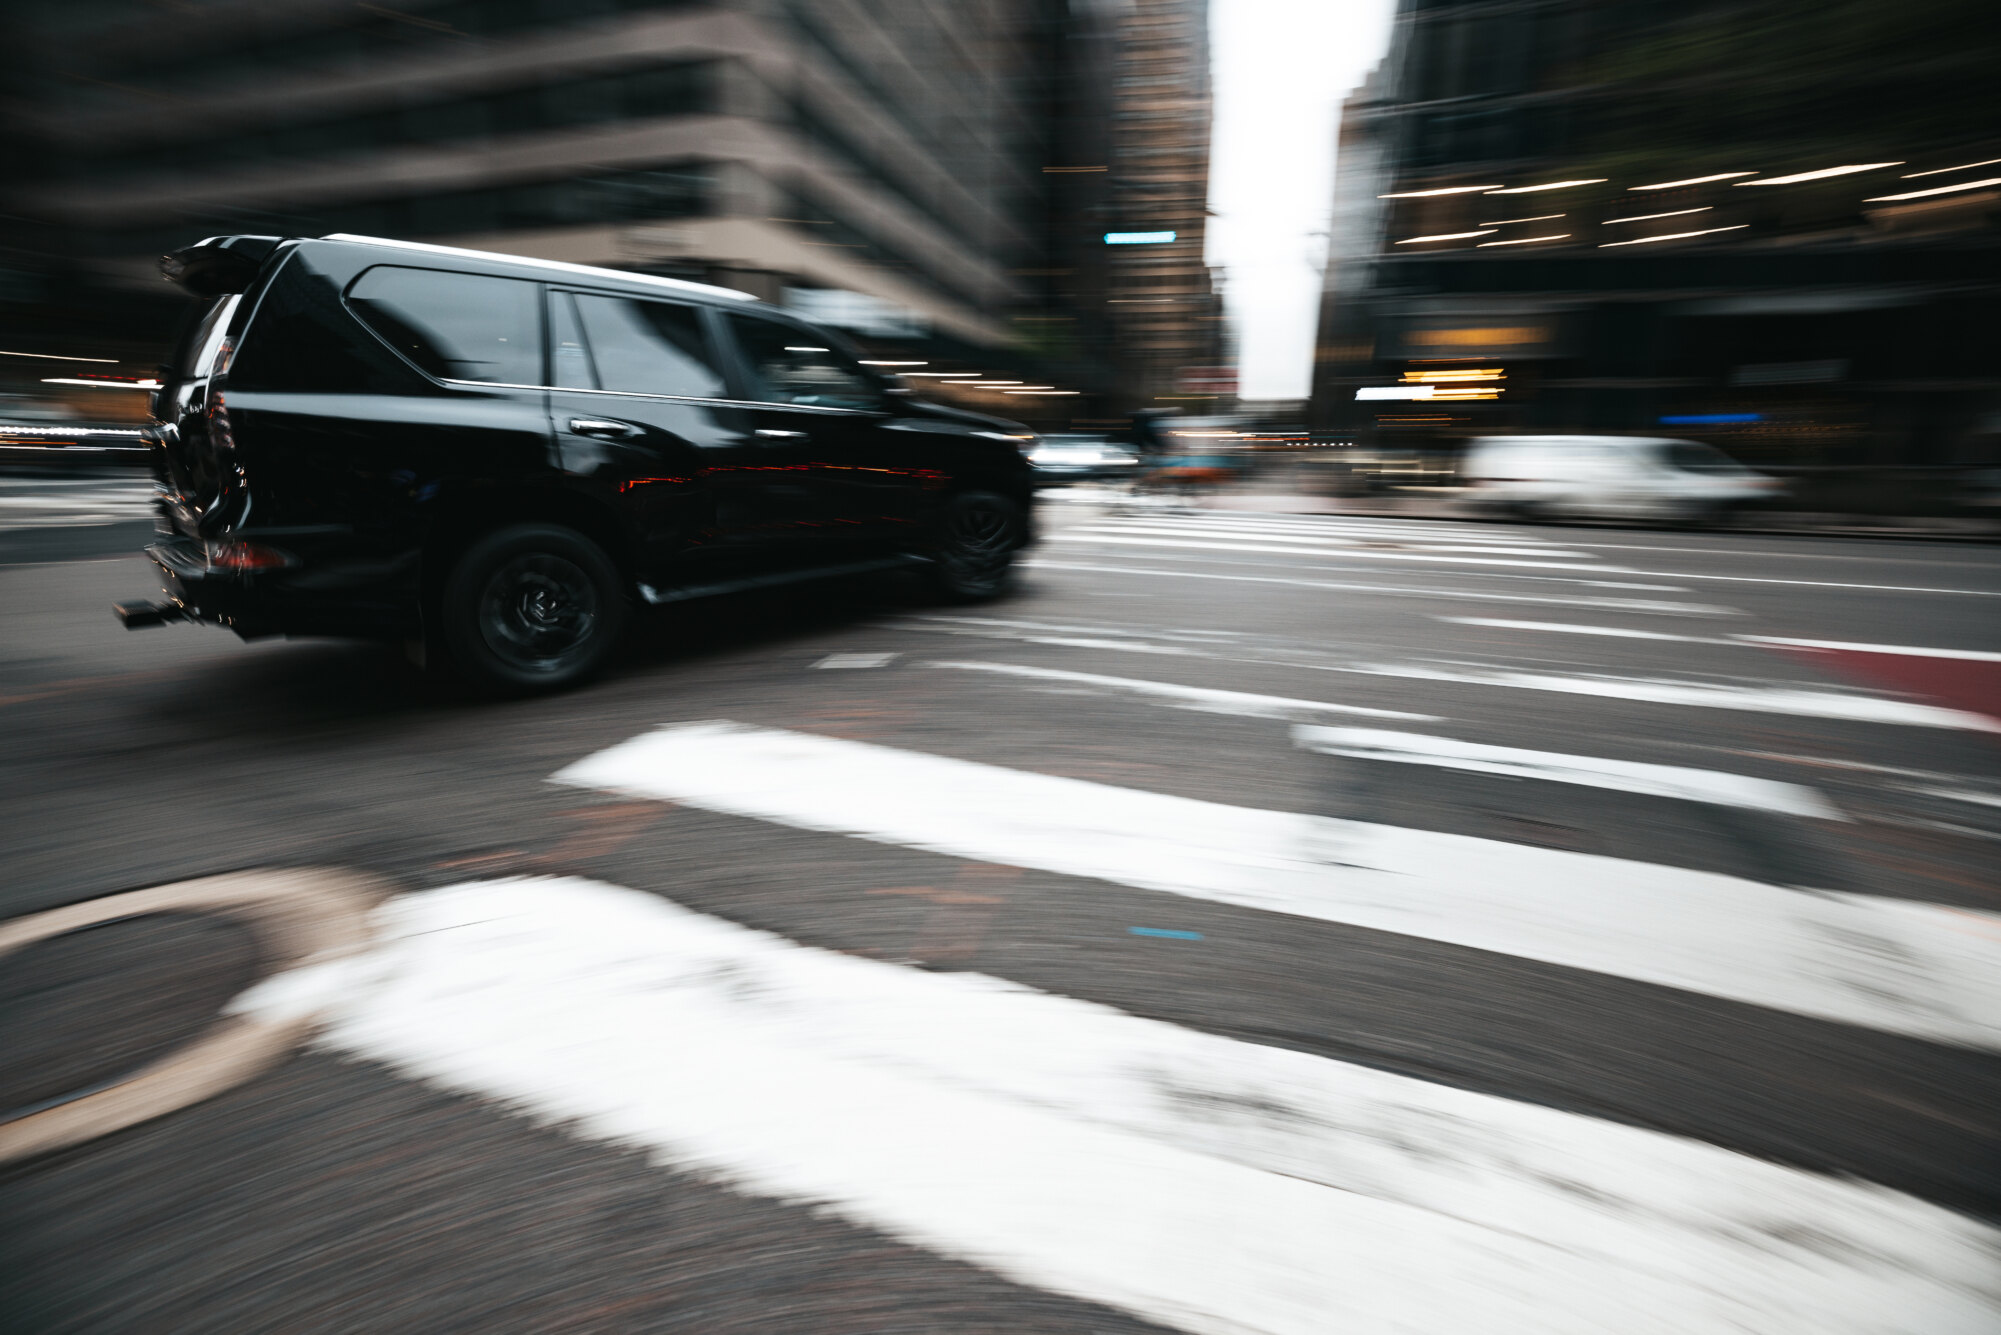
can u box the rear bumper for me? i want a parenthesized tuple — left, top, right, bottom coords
(120, 535, 417, 639)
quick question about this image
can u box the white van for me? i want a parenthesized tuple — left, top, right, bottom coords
(1460, 435, 1780, 525)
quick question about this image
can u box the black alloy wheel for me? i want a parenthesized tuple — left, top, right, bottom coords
(930, 489, 1022, 602)
(439, 523, 627, 694)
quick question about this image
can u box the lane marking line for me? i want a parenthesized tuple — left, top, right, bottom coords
(1051, 531, 1632, 574)
(1339, 662, 2001, 733)
(553, 723, 2001, 1049)
(275, 876, 2001, 1335)
(1742, 636, 2001, 662)
(815, 652, 899, 669)
(1439, 616, 1707, 642)
(928, 660, 1441, 722)
(1022, 560, 1737, 616)
(1293, 724, 1842, 819)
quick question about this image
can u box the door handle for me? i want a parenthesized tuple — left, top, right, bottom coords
(755, 429, 808, 439)
(569, 417, 640, 439)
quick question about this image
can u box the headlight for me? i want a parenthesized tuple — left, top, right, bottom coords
(975, 430, 1040, 457)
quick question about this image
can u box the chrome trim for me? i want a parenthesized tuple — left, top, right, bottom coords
(438, 378, 885, 416)
(322, 234, 756, 303)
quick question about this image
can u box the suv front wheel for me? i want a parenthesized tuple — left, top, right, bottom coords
(439, 523, 627, 694)
(929, 489, 1022, 602)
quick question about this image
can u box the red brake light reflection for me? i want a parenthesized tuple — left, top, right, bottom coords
(204, 539, 292, 572)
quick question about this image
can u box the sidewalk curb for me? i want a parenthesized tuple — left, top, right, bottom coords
(0, 868, 386, 1163)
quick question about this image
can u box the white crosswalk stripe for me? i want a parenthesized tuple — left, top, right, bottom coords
(215, 695, 2001, 1335)
(0, 478, 152, 530)
(252, 873, 2001, 1335)
(553, 721, 2001, 1048)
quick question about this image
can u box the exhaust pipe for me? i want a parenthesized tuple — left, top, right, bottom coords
(113, 600, 188, 630)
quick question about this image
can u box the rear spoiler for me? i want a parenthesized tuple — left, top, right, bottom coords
(159, 235, 285, 297)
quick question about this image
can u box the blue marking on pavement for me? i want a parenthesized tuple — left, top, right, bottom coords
(1128, 927, 1204, 941)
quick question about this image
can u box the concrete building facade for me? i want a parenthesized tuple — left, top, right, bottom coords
(5, 1, 1087, 367)
(1308, 0, 2001, 477)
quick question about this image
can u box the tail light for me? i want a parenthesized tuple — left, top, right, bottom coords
(203, 539, 293, 572)
(208, 393, 236, 453)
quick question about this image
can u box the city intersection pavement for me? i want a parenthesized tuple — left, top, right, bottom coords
(3, 479, 2000, 1333)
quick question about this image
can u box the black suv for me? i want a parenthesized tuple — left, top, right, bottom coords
(119, 234, 1037, 691)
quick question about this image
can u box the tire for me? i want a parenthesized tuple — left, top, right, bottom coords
(928, 489, 1023, 602)
(438, 523, 627, 694)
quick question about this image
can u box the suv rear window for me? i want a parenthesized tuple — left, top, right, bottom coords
(348, 266, 541, 385)
(168, 295, 242, 379)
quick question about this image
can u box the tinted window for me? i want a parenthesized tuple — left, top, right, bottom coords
(170, 295, 241, 377)
(550, 291, 597, 390)
(573, 295, 726, 398)
(727, 315, 879, 410)
(347, 266, 541, 383)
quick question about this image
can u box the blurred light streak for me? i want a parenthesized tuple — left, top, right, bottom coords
(1477, 234, 1570, 246)
(1104, 231, 1177, 244)
(1401, 369, 1504, 382)
(1735, 164, 1903, 185)
(1005, 389, 1079, 395)
(1357, 386, 1435, 399)
(0, 424, 146, 435)
(41, 377, 159, 388)
(1603, 207, 1713, 224)
(1902, 158, 2001, 177)
(1394, 230, 1496, 244)
(858, 360, 927, 366)
(1377, 185, 1502, 198)
(1479, 214, 1565, 225)
(1865, 177, 2001, 201)
(1599, 226, 1748, 247)
(1630, 172, 1759, 189)
(0, 349, 118, 363)
(1484, 179, 1606, 194)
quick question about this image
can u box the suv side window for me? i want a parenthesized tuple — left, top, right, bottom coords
(726, 314, 879, 410)
(347, 266, 541, 384)
(571, 294, 726, 398)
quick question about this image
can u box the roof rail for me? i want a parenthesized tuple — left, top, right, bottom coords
(320, 234, 756, 302)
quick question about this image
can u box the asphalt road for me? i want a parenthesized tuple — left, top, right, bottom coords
(3, 475, 2000, 1334)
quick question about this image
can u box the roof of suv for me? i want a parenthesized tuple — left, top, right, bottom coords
(320, 233, 759, 305)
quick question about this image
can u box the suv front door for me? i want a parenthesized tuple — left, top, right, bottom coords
(719, 312, 921, 558)
(549, 289, 810, 585)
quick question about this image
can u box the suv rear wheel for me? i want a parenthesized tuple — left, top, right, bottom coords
(929, 489, 1022, 602)
(439, 523, 627, 694)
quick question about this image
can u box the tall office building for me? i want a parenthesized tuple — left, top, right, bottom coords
(1308, 0, 2000, 467)
(3, 1, 1100, 380)
(1097, 0, 1227, 410)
